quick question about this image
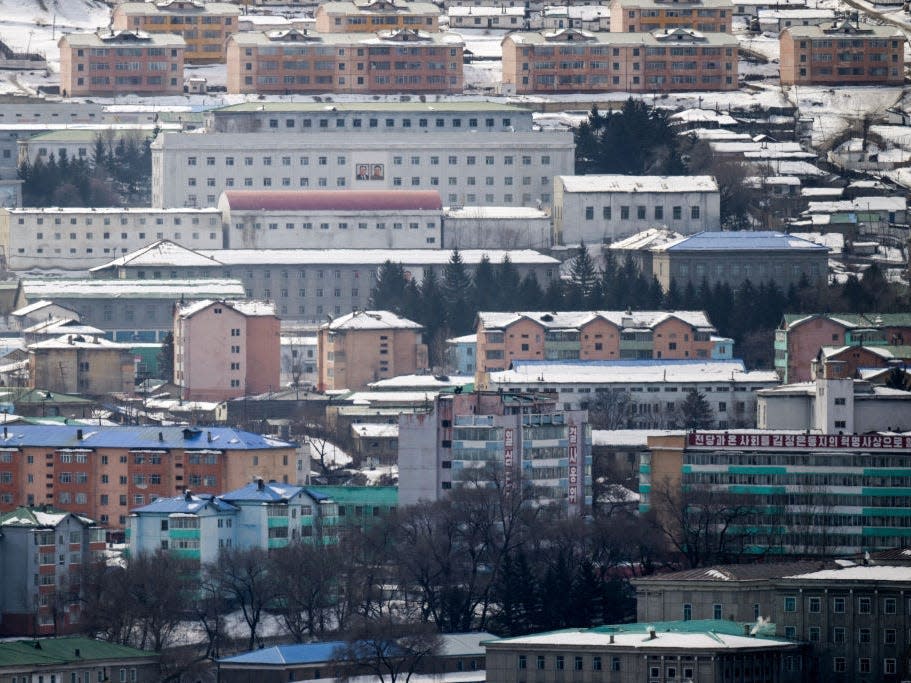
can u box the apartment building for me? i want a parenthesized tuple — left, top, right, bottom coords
(0, 639, 159, 679)
(226, 28, 463, 95)
(28, 334, 135, 395)
(398, 391, 592, 513)
(774, 313, 911, 382)
(151, 130, 574, 209)
(205, 101, 533, 134)
(484, 360, 778, 427)
(475, 310, 717, 374)
(111, 0, 240, 64)
(0, 425, 302, 533)
(552, 175, 720, 245)
(17, 125, 174, 168)
(19, 278, 246, 342)
(0, 507, 106, 636)
(314, 0, 441, 32)
(644, 430, 911, 555)
(174, 299, 280, 401)
(58, 29, 185, 98)
(502, 28, 738, 95)
(317, 310, 426, 391)
(129, 481, 339, 563)
(485, 623, 804, 683)
(89, 242, 560, 323)
(648, 231, 829, 291)
(0, 207, 221, 271)
(217, 189, 443, 249)
(780, 21, 905, 86)
(609, 0, 733, 32)
(448, 6, 527, 28)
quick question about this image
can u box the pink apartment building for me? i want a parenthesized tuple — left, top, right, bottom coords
(174, 299, 281, 401)
(58, 29, 185, 98)
(609, 0, 733, 33)
(226, 28, 463, 95)
(502, 27, 737, 94)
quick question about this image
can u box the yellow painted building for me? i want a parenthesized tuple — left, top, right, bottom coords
(315, 0, 440, 33)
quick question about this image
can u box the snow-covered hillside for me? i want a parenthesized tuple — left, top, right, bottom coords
(0, 0, 111, 67)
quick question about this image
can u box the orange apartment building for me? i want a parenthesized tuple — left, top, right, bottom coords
(475, 310, 716, 373)
(111, 0, 240, 64)
(174, 299, 281, 402)
(780, 20, 905, 86)
(58, 29, 185, 98)
(609, 0, 733, 33)
(314, 0, 441, 33)
(0, 425, 301, 536)
(317, 310, 427, 391)
(226, 28, 463, 94)
(501, 27, 737, 94)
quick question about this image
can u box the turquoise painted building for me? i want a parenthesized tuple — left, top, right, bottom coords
(307, 486, 397, 531)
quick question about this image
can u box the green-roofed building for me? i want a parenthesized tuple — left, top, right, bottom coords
(307, 486, 397, 531)
(0, 637, 158, 680)
(206, 101, 534, 135)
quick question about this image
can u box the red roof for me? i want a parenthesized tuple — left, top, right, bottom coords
(222, 190, 443, 212)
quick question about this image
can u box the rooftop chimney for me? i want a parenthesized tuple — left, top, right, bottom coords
(75, 648, 81, 658)
(76, 428, 83, 440)
(256, 477, 265, 491)
(158, 431, 164, 442)
(184, 489, 192, 501)
(648, 627, 656, 640)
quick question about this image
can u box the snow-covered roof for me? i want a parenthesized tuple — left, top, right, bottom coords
(488, 629, 794, 651)
(806, 197, 906, 214)
(351, 423, 399, 438)
(786, 566, 911, 582)
(443, 206, 550, 219)
(609, 228, 685, 251)
(669, 109, 738, 126)
(592, 429, 678, 447)
(651, 231, 828, 252)
(368, 374, 472, 388)
(89, 240, 223, 271)
(12, 300, 67, 318)
(28, 334, 134, 351)
(22, 279, 246, 300)
(449, 5, 525, 15)
(490, 360, 780, 386)
(22, 318, 106, 336)
(478, 310, 715, 332)
(757, 8, 834, 19)
(800, 187, 843, 198)
(324, 310, 422, 331)
(558, 174, 718, 194)
(447, 333, 477, 344)
(177, 299, 277, 319)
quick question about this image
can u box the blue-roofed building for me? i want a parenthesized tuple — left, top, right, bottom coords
(217, 632, 494, 683)
(643, 231, 829, 291)
(128, 480, 338, 562)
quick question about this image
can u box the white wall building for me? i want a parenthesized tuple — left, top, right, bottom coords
(151, 131, 575, 209)
(447, 5, 526, 28)
(281, 334, 318, 388)
(756, 9, 835, 32)
(442, 206, 552, 249)
(485, 360, 779, 428)
(552, 175, 721, 246)
(0, 207, 222, 271)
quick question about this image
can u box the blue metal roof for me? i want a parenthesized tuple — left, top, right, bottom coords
(218, 641, 347, 666)
(661, 231, 828, 252)
(220, 481, 305, 503)
(131, 493, 238, 515)
(303, 487, 333, 503)
(0, 425, 293, 450)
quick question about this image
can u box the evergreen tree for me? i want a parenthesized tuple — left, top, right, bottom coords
(472, 255, 498, 312)
(681, 390, 713, 429)
(543, 277, 565, 310)
(442, 249, 475, 334)
(369, 260, 408, 313)
(496, 255, 521, 311)
(663, 279, 682, 310)
(517, 271, 544, 309)
(157, 332, 175, 382)
(566, 242, 599, 309)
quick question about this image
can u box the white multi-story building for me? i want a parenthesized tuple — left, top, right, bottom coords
(483, 359, 779, 428)
(16, 124, 181, 167)
(442, 206, 552, 249)
(552, 175, 721, 246)
(0, 207, 222, 271)
(217, 189, 443, 249)
(151, 131, 575, 209)
(447, 5, 526, 28)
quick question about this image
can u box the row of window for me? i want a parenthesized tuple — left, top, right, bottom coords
(259, 115, 514, 130)
(184, 191, 549, 207)
(15, 214, 217, 226)
(187, 153, 550, 166)
(585, 204, 701, 220)
(785, 595, 902, 614)
(517, 654, 623, 673)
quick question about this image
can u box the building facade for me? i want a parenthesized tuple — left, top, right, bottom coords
(314, 0, 440, 32)
(0, 425, 302, 533)
(217, 189, 443, 249)
(780, 21, 905, 86)
(150, 130, 575, 209)
(58, 30, 185, 98)
(552, 175, 720, 245)
(174, 299, 281, 401)
(609, 0, 733, 32)
(129, 481, 339, 564)
(449, 6, 527, 28)
(442, 206, 552, 250)
(644, 430, 911, 556)
(225, 28, 463, 95)
(475, 310, 717, 374)
(111, 0, 240, 64)
(89, 242, 560, 324)
(502, 28, 738, 95)
(0, 639, 158, 680)
(0, 207, 221, 271)
(317, 310, 426, 391)
(0, 508, 106, 636)
(28, 335, 135, 395)
(398, 391, 592, 512)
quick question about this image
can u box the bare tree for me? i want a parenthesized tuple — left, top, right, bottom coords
(586, 388, 636, 430)
(207, 547, 279, 651)
(334, 617, 442, 683)
(270, 542, 339, 641)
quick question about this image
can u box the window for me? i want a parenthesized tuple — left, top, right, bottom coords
(859, 597, 872, 614)
(785, 626, 796, 639)
(833, 658, 846, 673)
(517, 656, 526, 670)
(691, 206, 700, 219)
(809, 626, 820, 642)
(833, 597, 845, 613)
(573, 657, 582, 671)
(592, 657, 602, 671)
(884, 597, 897, 614)
(555, 656, 564, 671)
(833, 627, 846, 643)
(682, 603, 692, 621)
(808, 597, 821, 613)
(784, 596, 797, 612)
(713, 603, 722, 620)
(859, 628, 871, 643)
(885, 628, 896, 644)
(885, 659, 897, 675)
(536, 656, 545, 670)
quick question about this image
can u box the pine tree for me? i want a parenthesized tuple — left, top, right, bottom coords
(663, 278, 682, 310)
(369, 260, 407, 313)
(157, 332, 175, 382)
(442, 249, 475, 333)
(472, 255, 498, 313)
(567, 242, 598, 309)
(543, 277, 565, 310)
(517, 271, 544, 309)
(681, 390, 714, 429)
(496, 255, 521, 310)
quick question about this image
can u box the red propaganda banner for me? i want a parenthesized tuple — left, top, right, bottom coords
(688, 432, 911, 451)
(568, 425, 578, 506)
(504, 428, 513, 492)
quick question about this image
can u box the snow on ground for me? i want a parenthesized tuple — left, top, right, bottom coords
(451, 28, 508, 59)
(784, 85, 905, 147)
(0, 0, 110, 66)
(464, 61, 501, 90)
(737, 33, 780, 62)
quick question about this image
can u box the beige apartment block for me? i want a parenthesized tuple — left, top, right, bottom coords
(28, 334, 135, 395)
(111, 0, 240, 64)
(58, 30, 185, 98)
(314, 0, 440, 33)
(318, 310, 427, 391)
(610, 0, 733, 32)
(780, 20, 905, 86)
(226, 28, 463, 95)
(502, 27, 738, 94)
